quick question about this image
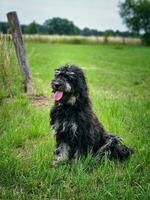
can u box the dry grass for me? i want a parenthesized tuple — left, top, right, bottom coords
(1, 34, 142, 45)
(24, 35, 142, 45)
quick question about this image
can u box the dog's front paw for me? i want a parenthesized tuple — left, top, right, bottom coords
(52, 155, 66, 166)
(52, 155, 61, 166)
(52, 159, 60, 166)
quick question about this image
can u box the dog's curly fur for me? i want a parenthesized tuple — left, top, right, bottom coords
(50, 64, 133, 165)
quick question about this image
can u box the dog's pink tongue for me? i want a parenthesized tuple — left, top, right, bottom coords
(54, 91, 63, 101)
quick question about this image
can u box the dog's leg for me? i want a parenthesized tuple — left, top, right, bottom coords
(95, 135, 119, 160)
(95, 134, 134, 161)
(53, 143, 70, 165)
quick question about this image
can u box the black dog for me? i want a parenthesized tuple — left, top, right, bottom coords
(50, 64, 133, 165)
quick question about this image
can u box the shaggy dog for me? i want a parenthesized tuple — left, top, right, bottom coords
(50, 64, 133, 165)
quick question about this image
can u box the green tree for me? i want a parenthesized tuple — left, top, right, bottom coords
(82, 27, 92, 36)
(44, 17, 80, 35)
(25, 21, 38, 34)
(104, 29, 115, 37)
(119, 0, 150, 45)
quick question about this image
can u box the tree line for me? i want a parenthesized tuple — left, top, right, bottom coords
(0, 18, 133, 37)
(1, 0, 149, 44)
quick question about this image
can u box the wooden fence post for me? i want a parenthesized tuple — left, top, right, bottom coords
(7, 11, 34, 95)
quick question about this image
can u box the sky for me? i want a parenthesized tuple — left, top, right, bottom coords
(0, 0, 127, 31)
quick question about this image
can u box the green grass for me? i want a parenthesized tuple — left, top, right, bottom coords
(0, 42, 150, 199)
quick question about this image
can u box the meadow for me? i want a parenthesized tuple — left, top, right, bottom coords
(0, 41, 150, 199)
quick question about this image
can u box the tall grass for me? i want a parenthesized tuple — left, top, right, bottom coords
(1, 34, 142, 45)
(0, 35, 22, 100)
(24, 35, 142, 45)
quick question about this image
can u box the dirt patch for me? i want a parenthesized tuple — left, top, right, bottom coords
(29, 95, 53, 107)
(2, 95, 53, 108)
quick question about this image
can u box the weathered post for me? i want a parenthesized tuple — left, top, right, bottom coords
(7, 11, 34, 95)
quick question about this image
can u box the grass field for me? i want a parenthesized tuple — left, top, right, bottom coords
(0, 42, 150, 199)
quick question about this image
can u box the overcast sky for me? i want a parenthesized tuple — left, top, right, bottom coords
(0, 0, 127, 31)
